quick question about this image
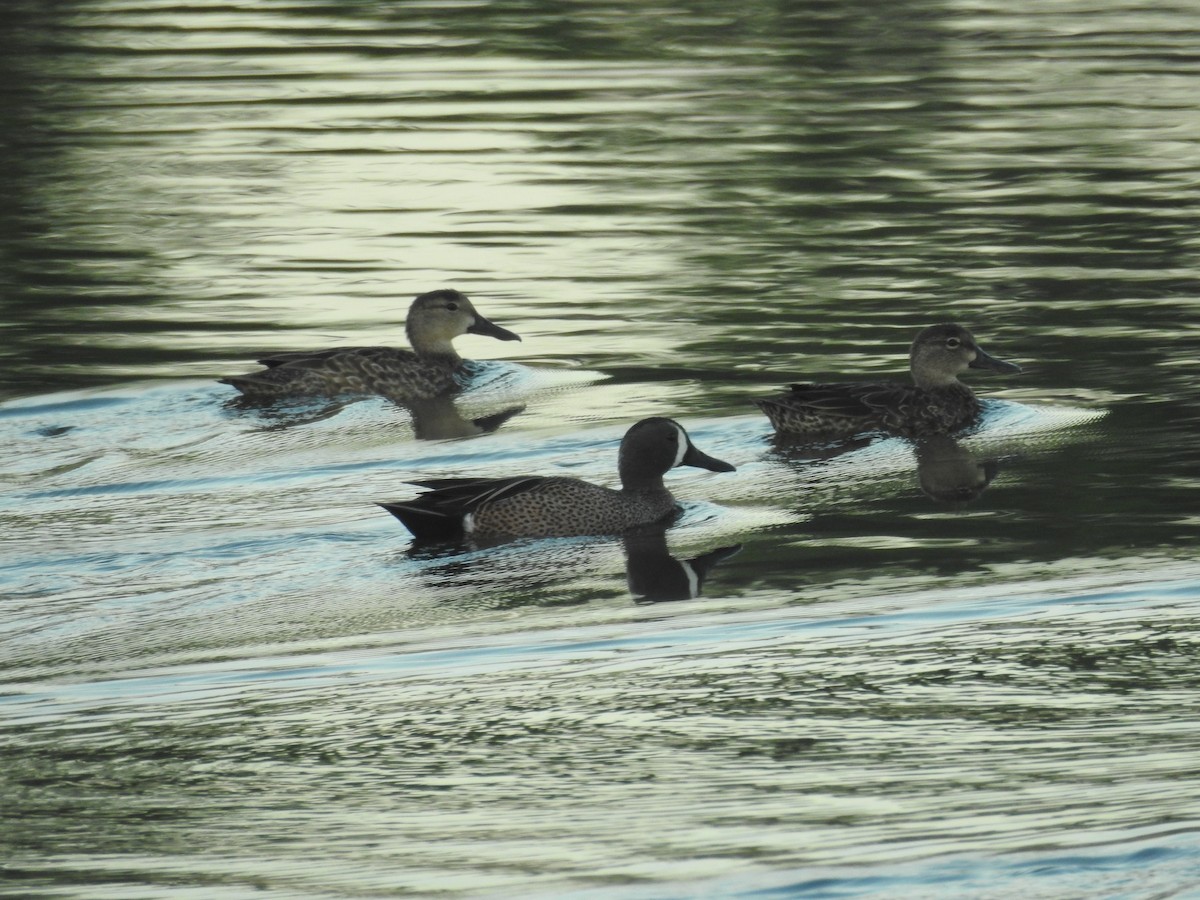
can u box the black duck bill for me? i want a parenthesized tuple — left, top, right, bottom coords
(969, 346, 1022, 374)
(681, 441, 736, 473)
(468, 314, 521, 342)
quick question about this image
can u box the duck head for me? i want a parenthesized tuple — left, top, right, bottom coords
(909, 323, 1021, 389)
(618, 417, 735, 491)
(405, 289, 521, 358)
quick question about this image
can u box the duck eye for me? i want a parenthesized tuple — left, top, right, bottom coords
(445, 302, 459, 311)
(945, 337, 961, 349)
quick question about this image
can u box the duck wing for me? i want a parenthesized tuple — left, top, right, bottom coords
(221, 347, 457, 399)
(256, 346, 393, 368)
(379, 476, 546, 540)
(754, 379, 916, 438)
(408, 476, 545, 508)
(848, 383, 922, 418)
(779, 381, 887, 418)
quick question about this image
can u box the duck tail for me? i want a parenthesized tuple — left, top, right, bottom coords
(219, 373, 279, 396)
(377, 501, 464, 541)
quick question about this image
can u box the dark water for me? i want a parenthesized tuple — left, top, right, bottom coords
(3, 0, 1200, 896)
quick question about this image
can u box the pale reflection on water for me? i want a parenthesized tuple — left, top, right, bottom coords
(3, 0, 1200, 896)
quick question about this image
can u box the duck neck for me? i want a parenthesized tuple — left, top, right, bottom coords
(407, 326, 462, 363)
(912, 369, 962, 391)
(619, 460, 669, 495)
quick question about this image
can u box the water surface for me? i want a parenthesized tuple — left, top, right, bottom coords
(3, 0, 1200, 896)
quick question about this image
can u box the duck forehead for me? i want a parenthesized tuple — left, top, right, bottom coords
(918, 325, 974, 350)
(418, 289, 468, 309)
(621, 418, 684, 467)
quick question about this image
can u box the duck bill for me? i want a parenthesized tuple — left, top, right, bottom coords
(680, 442, 736, 473)
(969, 347, 1022, 374)
(468, 314, 522, 342)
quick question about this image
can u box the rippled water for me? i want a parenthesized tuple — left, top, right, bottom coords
(3, 0, 1200, 896)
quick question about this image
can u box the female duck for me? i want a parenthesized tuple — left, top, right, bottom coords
(754, 323, 1021, 440)
(380, 417, 735, 540)
(220, 288, 520, 401)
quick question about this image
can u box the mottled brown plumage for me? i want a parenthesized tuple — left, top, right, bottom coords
(754, 323, 1021, 440)
(220, 289, 520, 401)
(380, 417, 735, 540)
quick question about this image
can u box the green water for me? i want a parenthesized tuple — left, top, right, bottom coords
(2, 0, 1200, 896)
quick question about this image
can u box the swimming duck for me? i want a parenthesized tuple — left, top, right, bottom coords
(220, 288, 520, 401)
(380, 417, 735, 540)
(754, 323, 1021, 440)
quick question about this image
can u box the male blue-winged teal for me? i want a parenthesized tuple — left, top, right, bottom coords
(220, 289, 520, 401)
(754, 323, 1021, 440)
(380, 417, 735, 540)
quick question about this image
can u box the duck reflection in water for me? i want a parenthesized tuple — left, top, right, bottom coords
(403, 526, 741, 606)
(624, 528, 741, 603)
(225, 390, 527, 438)
(913, 435, 1000, 504)
(768, 433, 1001, 507)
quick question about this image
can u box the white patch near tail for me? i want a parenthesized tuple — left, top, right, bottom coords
(681, 560, 700, 598)
(672, 423, 689, 468)
(463, 512, 477, 534)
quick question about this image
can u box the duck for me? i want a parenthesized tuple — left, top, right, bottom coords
(753, 323, 1021, 440)
(220, 288, 520, 401)
(380, 417, 735, 540)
